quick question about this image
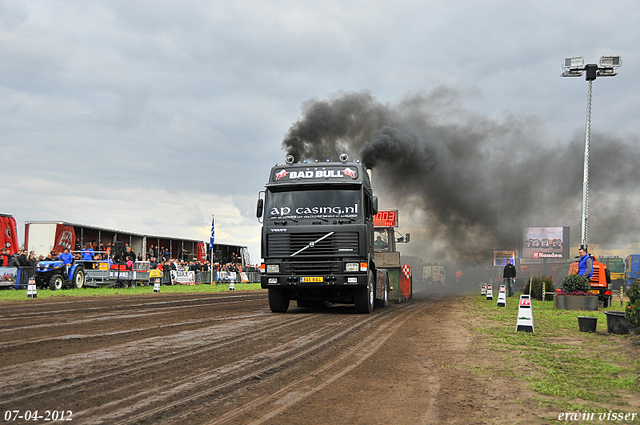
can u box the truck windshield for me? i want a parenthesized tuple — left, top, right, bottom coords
(265, 188, 361, 220)
(602, 258, 624, 273)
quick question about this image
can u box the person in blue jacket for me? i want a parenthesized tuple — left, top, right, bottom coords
(82, 243, 95, 269)
(58, 248, 74, 265)
(578, 246, 593, 279)
(57, 248, 74, 274)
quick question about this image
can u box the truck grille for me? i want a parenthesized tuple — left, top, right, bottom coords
(267, 231, 359, 258)
(282, 261, 342, 275)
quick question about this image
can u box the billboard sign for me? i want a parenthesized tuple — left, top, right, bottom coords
(494, 250, 515, 267)
(522, 226, 570, 259)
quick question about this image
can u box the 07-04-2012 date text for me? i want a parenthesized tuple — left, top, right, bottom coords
(4, 410, 72, 421)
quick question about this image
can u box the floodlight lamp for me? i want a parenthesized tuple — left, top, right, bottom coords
(597, 69, 618, 77)
(562, 70, 583, 78)
(599, 55, 621, 69)
(563, 56, 584, 70)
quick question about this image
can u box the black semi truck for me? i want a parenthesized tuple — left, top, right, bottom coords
(256, 154, 388, 313)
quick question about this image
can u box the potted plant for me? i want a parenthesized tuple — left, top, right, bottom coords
(555, 274, 598, 310)
(606, 278, 640, 335)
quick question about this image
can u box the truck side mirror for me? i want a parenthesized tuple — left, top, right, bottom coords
(405, 233, 410, 243)
(256, 199, 264, 218)
(372, 196, 378, 215)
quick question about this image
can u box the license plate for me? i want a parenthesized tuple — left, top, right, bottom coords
(589, 289, 599, 294)
(300, 277, 323, 283)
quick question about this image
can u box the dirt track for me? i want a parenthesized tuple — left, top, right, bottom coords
(0, 285, 539, 424)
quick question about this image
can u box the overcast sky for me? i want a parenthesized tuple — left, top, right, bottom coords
(2, 0, 638, 262)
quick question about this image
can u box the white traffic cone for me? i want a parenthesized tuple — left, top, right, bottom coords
(516, 295, 534, 333)
(27, 277, 37, 299)
(153, 278, 161, 293)
(229, 280, 235, 291)
(486, 284, 493, 300)
(496, 285, 506, 307)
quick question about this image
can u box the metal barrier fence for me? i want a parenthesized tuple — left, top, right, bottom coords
(0, 266, 261, 289)
(19, 266, 36, 288)
(18, 266, 36, 289)
(209, 271, 261, 284)
(148, 271, 260, 285)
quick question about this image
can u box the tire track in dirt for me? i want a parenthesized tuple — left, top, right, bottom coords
(0, 293, 269, 365)
(81, 303, 428, 425)
(232, 304, 424, 425)
(72, 311, 387, 424)
(0, 311, 309, 403)
(0, 293, 267, 326)
(0, 291, 449, 425)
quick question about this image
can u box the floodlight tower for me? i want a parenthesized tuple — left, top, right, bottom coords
(561, 55, 622, 251)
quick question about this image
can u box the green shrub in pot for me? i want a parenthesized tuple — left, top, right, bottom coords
(561, 274, 590, 294)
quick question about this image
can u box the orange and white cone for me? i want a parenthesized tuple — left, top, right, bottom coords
(486, 284, 493, 300)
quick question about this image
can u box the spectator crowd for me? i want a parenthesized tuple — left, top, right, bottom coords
(1, 241, 259, 279)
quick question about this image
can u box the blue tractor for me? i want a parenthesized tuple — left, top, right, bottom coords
(35, 260, 86, 290)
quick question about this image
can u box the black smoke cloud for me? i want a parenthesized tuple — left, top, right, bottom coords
(282, 89, 640, 262)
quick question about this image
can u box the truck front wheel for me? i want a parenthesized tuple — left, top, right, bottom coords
(268, 288, 290, 313)
(355, 271, 374, 314)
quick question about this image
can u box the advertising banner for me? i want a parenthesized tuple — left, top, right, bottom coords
(217, 271, 237, 282)
(170, 270, 195, 285)
(522, 226, 570, 259)
(52, 224, 76, 253)
(197, 242, 206, 262)
(0, 267, 18, 287)
(494, 250, 515, 267)
(0, 216, 20, 255)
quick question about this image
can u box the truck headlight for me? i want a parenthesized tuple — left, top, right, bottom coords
(345, 263, 359, 272)
(266, 264, 280, 273)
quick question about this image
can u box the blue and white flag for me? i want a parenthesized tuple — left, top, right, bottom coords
(210, 215, 215, 248)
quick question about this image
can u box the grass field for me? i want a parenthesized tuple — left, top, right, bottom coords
(470, 294, 639, 422)
(0, 283, 263, 302)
